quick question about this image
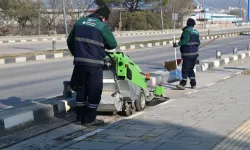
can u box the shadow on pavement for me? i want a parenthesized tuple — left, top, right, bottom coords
(1, 95, 248, 150)
(0, 96, 33, 110)
(64, 118, 247, 150)
(223, 66, 246, 71)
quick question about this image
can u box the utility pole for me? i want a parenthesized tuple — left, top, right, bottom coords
(119, 3, 122, 35)
(63, 0, 69, 36)
(203, 0, 206, 29)
(38, 7, 41, 37)
(173, 7, 175, 30)
(34, 0, 41, 37)
(38, 0, 41, 37)
(160, 0, 164, 33)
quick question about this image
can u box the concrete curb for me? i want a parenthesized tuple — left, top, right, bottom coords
(239, 32, 250, 35)
(0, 31, 183, 44)
(0, 52, 72, 65)
(0, 33, 240, 65)
(0, 37, 66, 44)
(114, 30, 181, 37)
(200, 50, 250, 71)
(0, 96, 76, 135)
(0, 28, 249, 44)
(140, 50, 250, 87)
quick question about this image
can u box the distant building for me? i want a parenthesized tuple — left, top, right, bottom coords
(190, 8, 243, 23)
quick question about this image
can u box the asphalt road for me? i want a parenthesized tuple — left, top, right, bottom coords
(0, 35, 249, 110)
(0, 27, 250, 54)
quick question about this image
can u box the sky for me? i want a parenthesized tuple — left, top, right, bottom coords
(205, 0, 247, 8)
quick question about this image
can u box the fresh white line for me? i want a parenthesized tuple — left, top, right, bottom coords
(124, 111, 145, 119)
(73, 128, 104, 141)
(72, 98, 177, 142)
(186, 92, 193, 95)
(235, 72, 242, 75)
(222, 76, 231, 80)
(185, 90, 199, 95)
(206, 83, 216, 87)
(72, 111, 147, 142)
(158, 99, 176, 106)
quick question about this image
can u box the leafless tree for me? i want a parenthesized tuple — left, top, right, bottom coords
(40, 0, 61, 36)
(74, 0, 95, 18)
(163, 0, 194, 28)
(0, 0, 39, 36)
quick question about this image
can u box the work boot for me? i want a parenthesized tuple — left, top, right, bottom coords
(176, 84, 185, 90)
(82, 119, 104, 126)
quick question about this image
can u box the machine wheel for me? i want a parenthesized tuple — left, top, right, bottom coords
(135, 90, 146, 111)
(125, 104, 132, 116)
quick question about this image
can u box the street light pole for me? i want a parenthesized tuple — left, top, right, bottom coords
(160, 0, 164, 33)
(203, 0, 206, 29)
(119, 3, 122, 35)
(38, 7, 41, 37)
(35, 0, 41, 37)
(63, 0, 69, 36)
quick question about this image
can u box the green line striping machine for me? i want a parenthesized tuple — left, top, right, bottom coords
(98, 51, 169, 116)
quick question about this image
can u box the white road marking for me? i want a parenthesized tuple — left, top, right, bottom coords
(73, 128, 104, 141)
(235, 72, 242, 75)
(222, 76, 231, 80)
(158, 99, 176, 106)
(125, 112, 145, 119)
(206, 83, 216, 87)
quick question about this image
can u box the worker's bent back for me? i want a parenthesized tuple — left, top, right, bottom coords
(67, 14, 117, 68)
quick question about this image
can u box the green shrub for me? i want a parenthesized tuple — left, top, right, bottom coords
(107, 10, 172, 31)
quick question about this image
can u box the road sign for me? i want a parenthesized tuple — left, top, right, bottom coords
(172, 13, 178, 21)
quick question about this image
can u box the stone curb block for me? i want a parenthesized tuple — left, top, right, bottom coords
(0, 29, 245, 44)
(0, 52, 71, 65)
(0, 96, 76, 134)
(0, 37, 67, 44)
(199, 50, 250, 71)
(240, 32, 250, 35)
(0, 33, 243, 65)
(0, 31, 184, 44)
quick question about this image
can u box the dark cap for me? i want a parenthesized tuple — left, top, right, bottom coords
(186, 18, 196, 26)
(95, 5, 111, 20)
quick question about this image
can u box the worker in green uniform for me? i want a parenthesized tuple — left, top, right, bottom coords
(173, 18, 200, 90)
(67, 5, 117, 126)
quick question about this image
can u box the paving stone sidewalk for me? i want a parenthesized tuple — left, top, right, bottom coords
(63, 72, 250, 150)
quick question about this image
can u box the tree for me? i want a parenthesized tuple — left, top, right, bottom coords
(15, 1, 39, 33)
(0, 0, 12, 35)
(72, 0, 95, 18)
(66, 0, 95, 31)
(0, 0, 39, 35)
(95, 0, 168, 12)
(39, 0, 62, 35)
(162, 0, 193, 28)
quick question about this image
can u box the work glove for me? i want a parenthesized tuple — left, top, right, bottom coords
(173, 43, 178, 48)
